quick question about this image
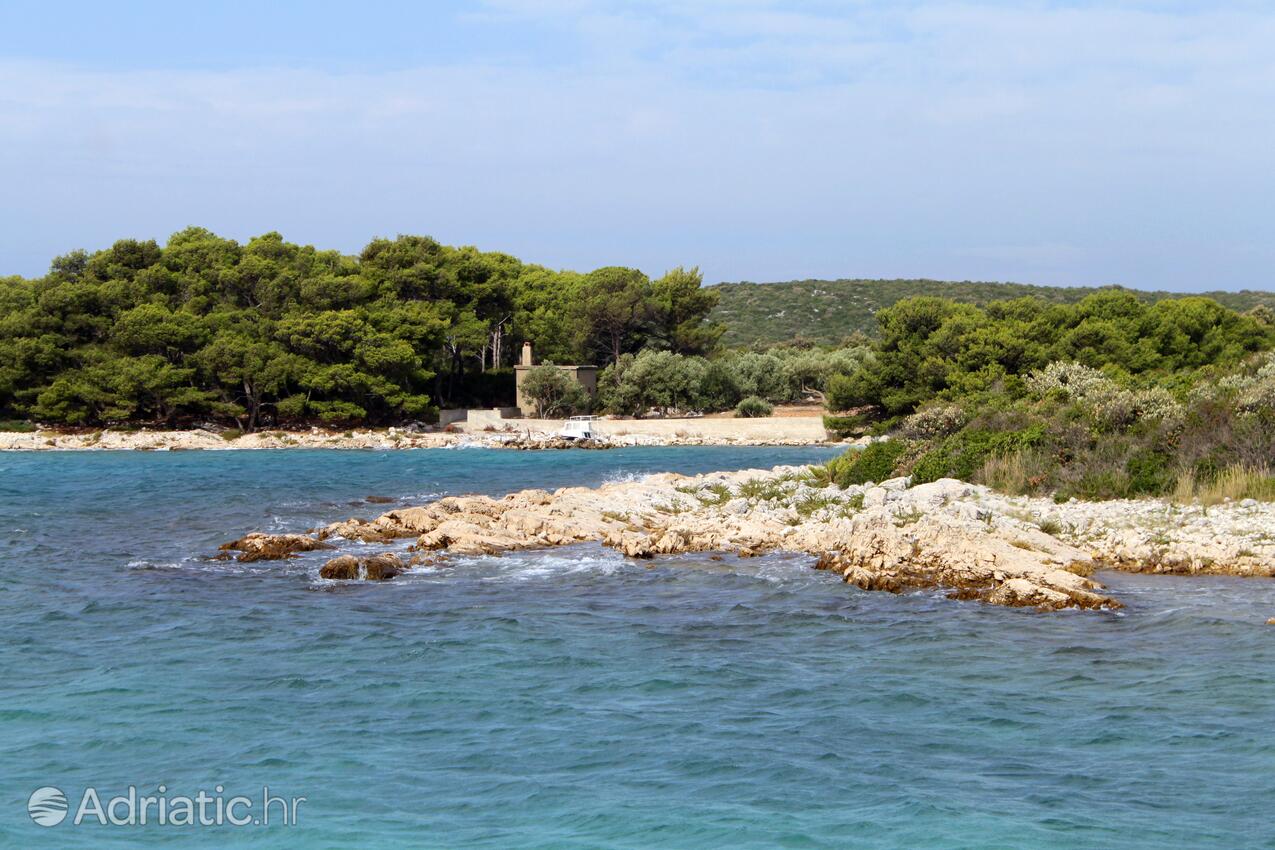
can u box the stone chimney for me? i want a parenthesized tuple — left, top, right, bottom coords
(521, 341, 533, 367)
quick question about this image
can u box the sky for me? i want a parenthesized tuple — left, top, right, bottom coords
(1, 0, 1273, 290)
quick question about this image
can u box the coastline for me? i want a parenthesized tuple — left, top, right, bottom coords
(223, 463, 1275, 613)
(0, 415, 834, 451)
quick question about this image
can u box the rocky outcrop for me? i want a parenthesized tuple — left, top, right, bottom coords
(363, 553, 404, 580)
(302, 469, 1127, 608)
(319, 552, 403, 581)
(219, 533, 333, 562)
(318, 554, 360, 579)
(228, 465, 1275, 610)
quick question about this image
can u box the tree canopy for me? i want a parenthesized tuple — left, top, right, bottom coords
(0, 229, 721, 428)
(827, 292, 1275, 415)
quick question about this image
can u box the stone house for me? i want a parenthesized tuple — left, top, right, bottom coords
(513, 342, 598, 416)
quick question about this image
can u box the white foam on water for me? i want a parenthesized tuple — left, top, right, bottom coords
(127, 559, 183, 570)
(752, 556, 820, 585)
(473, 547, 628, 583)
(600, 470, 654, 486)
(130, 556, 272, 577)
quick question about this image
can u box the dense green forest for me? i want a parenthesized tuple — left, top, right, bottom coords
(0, 229, 722, 429)
(711, 278, 1275, 347)
(819, 292, 1275, 502)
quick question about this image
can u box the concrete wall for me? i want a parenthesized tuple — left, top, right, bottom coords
(438, 409, 468, 427)
(459, 415, 829, 442)
(466, 408, 522, 429)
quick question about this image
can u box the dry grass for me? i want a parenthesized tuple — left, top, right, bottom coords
(979, 451, 1028, 494)
(976, 450, 1052, 495)
(1173, 464, 1275, 506)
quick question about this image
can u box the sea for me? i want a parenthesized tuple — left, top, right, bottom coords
(1, 447, 1273, 849)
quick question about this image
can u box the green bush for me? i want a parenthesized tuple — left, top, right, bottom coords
(910, 425, 1047, 485)
(735, 397, 773, 418)
(1125, 448, 1173, 495)
(828, 439, 909, 487)
(698, 361, 741, 411)
(823, 413, 869, 439)
(1068, 470, 1130, 501)
(0, 420, 36, 433)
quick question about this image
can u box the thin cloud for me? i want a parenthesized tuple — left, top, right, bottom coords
(1, 2, 1273, 289)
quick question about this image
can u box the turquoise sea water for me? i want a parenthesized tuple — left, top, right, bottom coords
(2, 447, 1274, 849)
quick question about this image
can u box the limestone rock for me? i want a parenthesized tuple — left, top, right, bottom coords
(319, 552, 403, 581)
(363, 553, 403, 580)
(319, 554, 360, 580)
(219, 533, 333, 562)
(223, 462, 1275, 611)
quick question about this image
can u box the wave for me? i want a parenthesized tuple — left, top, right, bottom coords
(600, 470, 656, 485)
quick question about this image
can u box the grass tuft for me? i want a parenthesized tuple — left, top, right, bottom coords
(1174, 464, 1275, 505)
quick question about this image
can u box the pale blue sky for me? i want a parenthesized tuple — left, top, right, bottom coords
(2, 1, 1272, 290)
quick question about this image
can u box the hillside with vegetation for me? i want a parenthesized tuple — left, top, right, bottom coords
(710, 278, 1275, 347)
(818, 292, 1275, 502)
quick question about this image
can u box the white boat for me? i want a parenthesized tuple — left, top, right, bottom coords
(560, 415, 600, 440)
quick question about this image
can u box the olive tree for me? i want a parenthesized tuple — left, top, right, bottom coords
(520, 363, 589, 418)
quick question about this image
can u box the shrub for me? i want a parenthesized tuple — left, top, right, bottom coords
(901, 403, 966, 440)
(801, 464, 835, 488)
(0, 420, 36, 433)
(699, 361, 741, 412)
(1221, 353, 1275, 414)
(823, 412, 870, 439)
(910, 426, 1046, 486)
(219, 428, 243, 441)
(735, 397, 773, 418)
(828, 439, 909, 487)
(726, 352, 789, 402)
(1025, 362, 1112, 399)
(1026, 361, 1182, 431)
(1068, 470, 1131, 501)
(1125, 448, 1174, 496)
(826, 370, 882, 413)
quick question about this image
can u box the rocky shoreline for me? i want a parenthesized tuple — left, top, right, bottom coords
(0, 425, 831, 451)
(221, 465, 1275, 612)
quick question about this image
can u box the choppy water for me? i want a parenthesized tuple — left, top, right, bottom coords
(2, 447, 1274, 849)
